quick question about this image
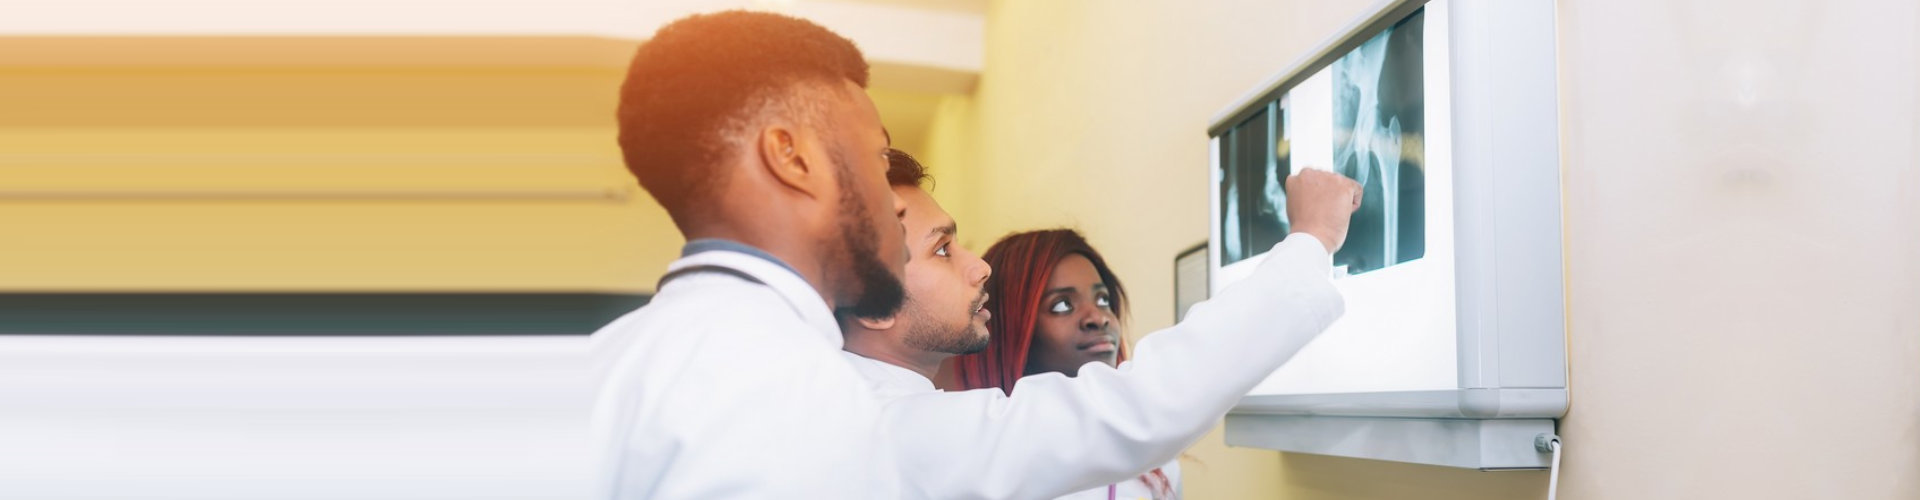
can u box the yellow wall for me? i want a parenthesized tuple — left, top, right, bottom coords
(924, 0, 1920, 499)
(0, 37, 675, 292)
(0, 37, 940, 292)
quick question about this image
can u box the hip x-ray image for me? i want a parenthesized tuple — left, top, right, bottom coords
(1217, 9, 1425, 274)
(1328, 10, 1425, 274)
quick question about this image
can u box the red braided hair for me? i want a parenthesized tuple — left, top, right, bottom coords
(947, 229, 1127, 394)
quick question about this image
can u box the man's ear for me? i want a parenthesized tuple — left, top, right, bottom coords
(855, 315, 897, 331)
(757, 125, 825, 199)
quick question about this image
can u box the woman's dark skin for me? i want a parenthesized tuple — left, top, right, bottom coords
(1022, 254, 1122, 377)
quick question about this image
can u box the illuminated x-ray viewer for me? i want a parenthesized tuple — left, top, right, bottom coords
(1219, 10, 1427, 276)
(1207, 0, 1567, 470)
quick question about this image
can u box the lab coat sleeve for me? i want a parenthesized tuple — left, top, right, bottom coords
(881, 233, 1344, 500)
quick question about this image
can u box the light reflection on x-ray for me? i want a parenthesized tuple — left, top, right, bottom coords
(1221, 10, 1427, 274)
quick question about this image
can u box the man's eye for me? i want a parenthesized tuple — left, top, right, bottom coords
(1050, 300, 1072, 314)
(935, 244, 949, 257)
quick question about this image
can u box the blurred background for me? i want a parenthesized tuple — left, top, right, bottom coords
(3, 0, 1917, 499)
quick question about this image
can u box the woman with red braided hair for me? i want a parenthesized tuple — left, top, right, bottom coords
(944, 229, 1180, 500)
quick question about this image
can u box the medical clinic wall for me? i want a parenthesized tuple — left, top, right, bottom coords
(921, 0, 1919, 499)
(0, 37, 944, 293)
(0, 37, 681, 292)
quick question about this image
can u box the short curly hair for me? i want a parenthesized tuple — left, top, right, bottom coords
(617, 11, 870, 214)
(886, 148, 933, 189)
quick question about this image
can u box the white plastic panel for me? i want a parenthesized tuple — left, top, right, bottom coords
(0, 335, 593, 499)
(1225, 415, 1556, 470)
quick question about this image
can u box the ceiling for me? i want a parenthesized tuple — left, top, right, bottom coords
(2, 0, 981, 152)
(1, 0, 983, 87)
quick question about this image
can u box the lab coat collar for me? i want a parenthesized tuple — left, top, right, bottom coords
(681, 238, 802, 277)
(668, 242, 845, 349)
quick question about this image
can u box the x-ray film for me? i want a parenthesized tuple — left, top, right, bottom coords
(1219, 10, 1426, 275)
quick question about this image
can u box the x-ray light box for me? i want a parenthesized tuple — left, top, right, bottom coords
(1206, 0, 1567, 470)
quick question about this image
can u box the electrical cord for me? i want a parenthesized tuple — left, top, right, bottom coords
(1535, 433, 1562, 500)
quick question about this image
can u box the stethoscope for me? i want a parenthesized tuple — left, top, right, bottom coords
(656, 264, 764, 289)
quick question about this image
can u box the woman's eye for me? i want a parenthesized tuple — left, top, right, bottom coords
(1095, 295, 1112, 310)
(1049, 300, 1072, 314)
(935, 245, 949, 257)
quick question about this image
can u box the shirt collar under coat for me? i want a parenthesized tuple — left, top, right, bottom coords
(669, 239, 845, 349)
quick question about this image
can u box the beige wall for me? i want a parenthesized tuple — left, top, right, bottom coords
(923, 0, 1920, 498)
(1554, 0, 1919, 498)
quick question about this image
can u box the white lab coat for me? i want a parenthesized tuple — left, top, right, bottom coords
(1055, 464, 1181, 500)
(841, 352, 940, 400)
(841, 353, 1183, 500)
(591, 234, 1340, 499)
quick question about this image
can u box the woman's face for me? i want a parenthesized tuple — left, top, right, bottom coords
(1023, 254, 1121, 377)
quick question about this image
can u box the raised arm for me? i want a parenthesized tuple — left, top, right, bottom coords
(881, 233, 1338, 499)
(878, 170, 1360, 499)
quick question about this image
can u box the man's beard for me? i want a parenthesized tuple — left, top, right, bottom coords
(900, 291, 989, 355)
(832, 146, 907, 320)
